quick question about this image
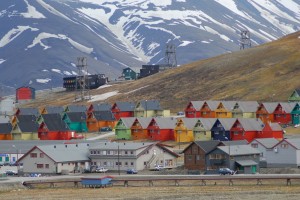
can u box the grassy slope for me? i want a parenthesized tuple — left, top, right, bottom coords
(25, 32, 300, 112)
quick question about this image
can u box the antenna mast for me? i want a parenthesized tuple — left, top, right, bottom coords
(240, 30, 251, 50)
(165, 43, 177, 67)
(75, 57, 90, 102)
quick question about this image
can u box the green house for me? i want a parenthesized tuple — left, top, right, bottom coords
(193, 118, 216, 141)
(115, 117, 136, 140)
(122, 67, 140, 80)
(291, 103, 300, 125)
(288, 89, 300, 102)
(62, 112, 88, 133)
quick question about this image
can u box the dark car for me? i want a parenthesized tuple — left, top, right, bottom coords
(218, 168, 235, 175)
(126, 169, 138, 174)
(100, 127, 112, 132)
(5, 170, 18, 176)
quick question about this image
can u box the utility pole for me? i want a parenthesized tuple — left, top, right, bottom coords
(117, 142, 120, 175)
(75, 57, 91, 102)
(239, 30, 251, 50)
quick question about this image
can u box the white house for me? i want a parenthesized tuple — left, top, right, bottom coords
(249, 138, 279, 165)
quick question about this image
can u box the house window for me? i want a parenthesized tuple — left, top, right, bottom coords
(187, 155, 192, 161)
(40, 153, 44, 158)
(251, 144, 258, 148)
(90, 151, 93, 154)
(103, 162, 107, 166)
(281, 144, 288, 148)
(125, 151, 128, 155)
(102, 151, 107, 155)
(144, 162, 147, 166)
(125, 162, 128, 166)
(209, 154, 216, 159)
(37, 164, 44, 168)
(30, 153, 37, 158)
(45, 164, 49, 169)
(196, 155, 200, 160)
(97, 151, 100, 154)
(130, 151, 134, 155)
(131, 162, 134, 166)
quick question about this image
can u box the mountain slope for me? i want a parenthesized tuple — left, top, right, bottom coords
(25, 31, 300, 112)
(1, 0, 300, 93)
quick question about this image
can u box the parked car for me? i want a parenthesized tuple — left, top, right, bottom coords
(218, 168, 235, 175)
(177, 111, 185, 116)
(95, 167, 108, 173)
(126, 169, 138, 174)
(153, 165, 164, 171)
(100, 127, 112, 132)
(5, 170, 18, 176)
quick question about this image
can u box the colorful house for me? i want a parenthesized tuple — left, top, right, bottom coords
(273, 102, 295, 125)
(131, 117, 152, 140)
(215, 101, 235, 118)
(62, 112, 88, 133)
(15, 108, 40, 117)
(174, 118, 197, 143)
(38, 114, 74, 140)
(256, 102, 277, 124)
(230, 118, 264, 143)
(122, 67, 140, 80)
(231, 101, 259, 118)
(193, 118, 216, 141)
(199, 101, 219, 118)
(147, 118, 176, 141)
(258, 122, 283, 140)
(111, 102, 135, 120)
(291, 103, 300, 125)
(211, 118, 236, 141)
(288, 89, 300, 102)
(87, 103, 111, 114)
(16, 86, 35, 103)
(64, 105, 87, 113)
(134, 100, 170, 117)
(115, 117, 136, 140)
(86, 111, 116, 132)
(40, 106, 64, 114)
(0, 123, 12, 140)
(185, 101, 204, 118)
(11, 115, 39, 140)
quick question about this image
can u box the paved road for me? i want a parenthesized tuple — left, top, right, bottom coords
(86, 131, 115, 140)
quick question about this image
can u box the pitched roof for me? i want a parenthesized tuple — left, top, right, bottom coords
(66, 105, 87, 112)
(64, 112, 87, 122)
(236, 118, 264, 131)
(221, 101, 236, 110)
(136, 117, 152, 128)
(221, 140, 248, 146)
(89, 142, 155, 150)
(217, 118, 236, 130)
(278, 102, 296, 113)
(194, 140, 221, 153)
(268, 122, 283, 131)
(180, 118, 198, 129)
(18, 120, 39, 132)
(154, 117, 177, 129)
(138, 100, 162, 111)
(17, 108, 39, 116)
(93, 111, 116, 121)
(197, 118, 217, 129)
(218, 145, 260, 156)
(204, 100, 220, 110)
(92, 103, 111, 112)
(45, 106, 64, 114)
(42, 114, 69, 131)
(0, 123, 12, 134)
(189, 101, 204, 110)
(17, 114, 37, 123)
(114, 102, 135, 112)
(236, 160, 258, 166)
(281, 138, 300, 149)
(260, 102, 278, 113)
(235, 101, 259, 112)
(118, 117, 136, 128)
(251, 138, 279, 148)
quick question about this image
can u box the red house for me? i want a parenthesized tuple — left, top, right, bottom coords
(230, 118, 264, 143)
(273, 102, 295, 125)
(111, 102, 135, 120)
(16, 86, 35, 102)
(38, 114, 75, 140)
(184, 101, 204, 118)
(257, 122, 284, 140)
(87, 103, 111, 114)
(199, 101, 219, 118)
(147, 118, 176, 141)
(256, 102, 277, 124)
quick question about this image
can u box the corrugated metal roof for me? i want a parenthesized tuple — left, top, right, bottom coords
(89, 142, 155, 150)
(0, 123, 12, 134)
(114, 102, 135, 112)
(218, 145, 260, 156)
(252, 138, 279, 148)
(136, 117, 152, 128)
(268, 122, 283, 131)
(138, 100, 162, 111)
(66, 105, 87, 112)
(221, 140, 248, 146)
(42, 114, 69, 131)
(92, 103, 111, 111)
(236, 160, 258, 166)
(45, 106, 64, 114)
(283, 138, 300, 149)
(18, 108, 39, 116)
(237, 118, 264, 131)
(18, 120, 39, 132)
(221, 101, 236, 110)
(17, 115, 37, 122)
(64, 112, 87, 122)
(93, 111, 115, 121)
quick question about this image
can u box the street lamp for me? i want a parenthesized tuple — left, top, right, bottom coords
(225, 137, 231, 169)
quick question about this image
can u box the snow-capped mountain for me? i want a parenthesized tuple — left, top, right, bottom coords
(1, 0, 300, 94)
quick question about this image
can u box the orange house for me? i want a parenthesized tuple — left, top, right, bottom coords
(185, 101, 204, 118)
(0, 123, 12, 140)
(87, 111, 117, 132)
(215, 101, 235, 118)
(256, 102, 277, 124)
(131, 117, 152, 140)
(199, 101, 219, 118)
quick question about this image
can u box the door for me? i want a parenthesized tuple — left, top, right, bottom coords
(251, 165, 257, 174)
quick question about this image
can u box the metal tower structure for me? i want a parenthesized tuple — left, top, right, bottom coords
(164, 43, 177, 67)
(75, 57, 90, 102)
(240, 30, 251, 50)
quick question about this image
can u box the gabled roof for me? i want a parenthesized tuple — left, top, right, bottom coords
(259, 102, 278, 113)
(220, 101, 236, 110)
(182, 140, 221, 154)
(17, 108, 39, 116)
(279, 138, 300, 150)
(217, 118, 236, 130)
(64, 112, 87, 122)
(93, 111, 116, 121)
(180, 118, 198, 129)
(45, 106, 64, 114)
(89, 142, 155, 150)
(0, 123, 12, 134)
(66, 105, 87, 112)
(268, 122, 283, 131)
(19, 143, 90, 163)
(189, 101, 204, 110)
(196, 118, 216, 129)
(221, 140, 248, 146)
(235, 118, 264, 131)
(118, 117, 136, 128)
(153, 117, 177, 129)
(138, 100, 162, 111)
(92, 103, 111, 112)
(41, 114, 69, 131)
(113, 102, 135, 112)
(136, 117, 152, 128)
(251, 138, 279, 148)
(18, 120, 39, 132)
(277, 102, 296, 113)
(17, 115, 37, 123)
(218, 145, 260, 156)
(204, 100, 220, 110)
(235, 101, 259, 112)
(123, 67, 140, 73)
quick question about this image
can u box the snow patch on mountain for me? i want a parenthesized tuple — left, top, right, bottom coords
(21, 0, 46, 19)
(0, 59, 6, 64)
(179, 41, 194, 47)
(36, 78, 51, 83)
(0, 26, 38, 48)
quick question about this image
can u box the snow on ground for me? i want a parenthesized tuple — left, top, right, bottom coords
(201, 41, 210, 44)
(178, 40, 194, 47)
(0, 26, 38, 48)
(96, 84, 112, 90)
(63, 71, 72, 76)
(36, 78, 51, 83)
(51, 69, 62, 74)
(0, 59, 6, 64)
(88, 91, 119, 102)
(125, 85, 149, 94)
(21, 0, 46, 19)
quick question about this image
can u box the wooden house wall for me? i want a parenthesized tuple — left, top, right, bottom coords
(0, 134, 12, 140)
(183, 143, 206, 170)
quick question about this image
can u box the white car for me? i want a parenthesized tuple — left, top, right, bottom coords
(95, 167, 108, 173)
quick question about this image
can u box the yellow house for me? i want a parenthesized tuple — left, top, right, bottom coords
(11, 120, 39, 140)
(134, 100, 170, 117)
(174, 118, 197, 143)
(232, 101, 259, 118)
(215, 101, 235, 118)
(193, 118, 216, 141)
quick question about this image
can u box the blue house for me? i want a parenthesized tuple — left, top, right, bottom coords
(211, 118, 236, 141)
